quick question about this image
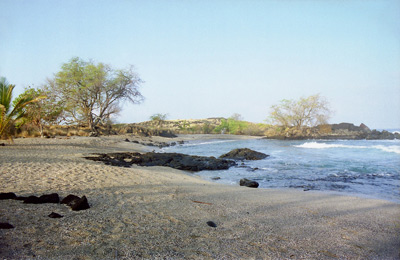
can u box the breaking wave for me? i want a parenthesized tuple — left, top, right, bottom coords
(295, 142, 400, 154)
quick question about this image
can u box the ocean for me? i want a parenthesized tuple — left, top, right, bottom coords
(163, 134, 400, 203)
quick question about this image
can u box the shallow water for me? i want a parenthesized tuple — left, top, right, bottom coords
(163, 137, 400, 203)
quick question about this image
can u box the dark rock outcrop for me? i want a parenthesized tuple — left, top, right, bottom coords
(69, 196, 90, 211)
(326, 123, 400, 140)
(0, 192, 17, 200)
(0, 223, 14, 229)
(23, 193, 59, 204)
(239, 178, 259, 188)
(125, 139, 178, 149)
(39, 193, 60, 203)
(219, 148, 269, 160)
(84, 152, 236, 172)
(23, 196, 42, 204)
(264, 123, 399, 140)
(61, 194, 90, 211)
(60, 194, 81, 205)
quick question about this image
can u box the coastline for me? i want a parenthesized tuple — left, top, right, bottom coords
(1, 136, 399, 259)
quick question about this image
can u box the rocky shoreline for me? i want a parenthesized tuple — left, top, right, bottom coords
(264, 123, 400, 140)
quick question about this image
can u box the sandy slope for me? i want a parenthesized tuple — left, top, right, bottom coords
(0, 135, 399, 259)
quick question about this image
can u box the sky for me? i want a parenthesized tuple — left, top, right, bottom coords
(1, 0, 399, 129)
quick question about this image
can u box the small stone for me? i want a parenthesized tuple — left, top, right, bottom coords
(206, 221, 217, 228)
(211, 177, 221, 180)
(0, 192, 17, 200)
(48, 212, 63, 218)
(0, 223, 14, 229)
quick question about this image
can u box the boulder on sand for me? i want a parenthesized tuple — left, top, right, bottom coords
(219, 148, 269, 161)
(240, 178, 259, 188)
(61, 194, 90, 211)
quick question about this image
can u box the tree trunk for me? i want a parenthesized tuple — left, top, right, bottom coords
(39, 124, 44, 138)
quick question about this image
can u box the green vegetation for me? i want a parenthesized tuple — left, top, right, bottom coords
(14, 87, 63, 137)
(150, 113, 168, 122)
(269, 94, 331, 129)
(1, 59, 333, 140)
(0, 77, 44, 141)
(214, 118, 248, 135)
(213, 115, 270, 136)
(45, 57, 143, 132)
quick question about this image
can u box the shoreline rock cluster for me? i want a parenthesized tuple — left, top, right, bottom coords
(85, 152, 237, 171)
(124, 138, 184, 149)
(84, 148, 269, 188)
(0, 192, 90, 229)
(264, 123, 400, 140)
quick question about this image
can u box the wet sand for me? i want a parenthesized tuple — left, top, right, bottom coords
(0, 135, 399, 259)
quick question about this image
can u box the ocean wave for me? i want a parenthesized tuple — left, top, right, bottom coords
(295, 142, 360, 149)
(295, 142, 400, 154)
(374, 145, 400, 154)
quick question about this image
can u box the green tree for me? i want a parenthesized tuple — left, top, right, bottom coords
(269, 94, 331, 129)
(150, 113, 168, 122)
(0, 77, 44, 141)
(47, 57, 144, 132)
(14, 87, 64, 137)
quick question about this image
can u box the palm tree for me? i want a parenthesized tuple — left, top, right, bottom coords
(0, 77, 43, 142)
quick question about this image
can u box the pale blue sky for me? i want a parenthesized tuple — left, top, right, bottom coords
(1, 0, 399, 129)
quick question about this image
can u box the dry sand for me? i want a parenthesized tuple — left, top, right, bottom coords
(0, 135, 399, 259)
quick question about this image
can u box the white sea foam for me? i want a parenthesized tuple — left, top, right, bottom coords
(373, 145, 400, 154)
(295, 142, 400, 154)
(295, 142, 361, 149)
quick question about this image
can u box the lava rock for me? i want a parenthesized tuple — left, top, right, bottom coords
(23, 196, 42, 204)
(0, 223, 14, 229)
(219, 148, 269, 161)
(239, 178, 259, 188)
(48, 212, 63, 218)
(39, 193, 60, 203)
(69, 196, 90, 211)
(61, 194, 81, 205)
(206, 221, 217, 228)
(23, 193, 59, 204)
(14, 196, 28, 201)
(0, 192, 17, 200)
(85, 152, 236, 172)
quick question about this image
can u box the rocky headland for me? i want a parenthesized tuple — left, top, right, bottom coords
(118, 119, 399, 140)
(265, 122, 400, 140)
